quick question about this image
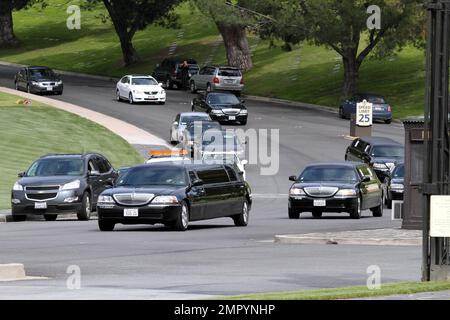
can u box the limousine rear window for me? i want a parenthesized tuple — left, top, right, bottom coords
(197, 168, 230, 184)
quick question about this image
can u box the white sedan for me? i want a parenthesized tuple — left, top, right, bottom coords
(116, 75, 166, 105)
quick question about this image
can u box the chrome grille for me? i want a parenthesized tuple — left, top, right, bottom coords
(304, 186, 339, 198)
(25, 185, 60, 201)
(27, 193, 58, 201)
(25, 185, 60, 191)
(113, 193, 155, 206)
(222, 108, 241, 115)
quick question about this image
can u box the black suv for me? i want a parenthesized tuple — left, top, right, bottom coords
(97, 161, 252, 231)
(14, 66, 63, 95)
(192, 92, 248, 125)
(11, 153, 116, 222)
(345, 136, 404, 181)
(152, 58, 199, 89)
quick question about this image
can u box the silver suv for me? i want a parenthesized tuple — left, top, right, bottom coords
(189, 66, 244, 96)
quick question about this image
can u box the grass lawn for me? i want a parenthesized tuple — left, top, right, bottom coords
(223, 281, 450, 300)
(0, 1, 425, 119)
(0, 92, 143, 209)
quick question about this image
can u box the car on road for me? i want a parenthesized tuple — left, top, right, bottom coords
(116, 75, 166, 105)
(345, 136, 404, 181)
(193, 129, 246, 161)
(339, 93, 392, 124)
(152, 58, 199, 89)
(170, 112, 212, 144)
(189, 66, 244, 96)
(180, 120, 222, 151)
(96, 162, 252, 231)
(191, 92, 248, 125)
(202, 152, 248, 180)
(383, 163, 404, 209)
(14, 66, 63, 95)
(11, 153, 116, 222)
(288, 162, 383, 219)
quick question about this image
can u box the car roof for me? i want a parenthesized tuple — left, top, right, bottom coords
(39, 153, 102, 160)
(126, 74, 154, 78)
(304, 162, 363, 169)
(358, 136, 402, 146)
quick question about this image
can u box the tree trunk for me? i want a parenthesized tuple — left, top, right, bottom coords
(216, 22, 253, 71)
(117, 31, 139, 66)
(342, 53, 360, 98)
(0, 2, 19, 47)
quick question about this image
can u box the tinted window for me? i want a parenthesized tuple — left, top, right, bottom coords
(371, 145, 404, 157)
(27, 159, 84, 177)
(117, 167, 187, 187)
(96, 157, 112, 174)
(131, 78, 158, 85)
(207, 93, 240, 105)
(29, 68, 54, 79)
(187, 122, 222, 136)
(181, 114, 211, 124)
(197, 168, 230, 184)
(188, 171, 197, 183)
(393, 164, 405, 178)
(225, 166, 238, 182)
(207, 67, 216, 75)
(299, 166, 358, 183)
(218, 69, 241, 77)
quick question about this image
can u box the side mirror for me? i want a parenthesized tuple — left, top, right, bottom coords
(89, 170, 101, 176)
(191, 179, 204, 187)
(361, 176, 371, 183)
(18, 172, 26, 178)
(241, 160, 248, 166)
(289, 175, 297, 182)
(240, 99, 245, 104)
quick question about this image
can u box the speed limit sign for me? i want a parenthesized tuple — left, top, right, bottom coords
(356, 99, 373, 127)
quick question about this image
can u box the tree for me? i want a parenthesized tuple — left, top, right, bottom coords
(0, 0, 45, 47)
(84, 0, 181, 66)
(192, 0, 254, 71)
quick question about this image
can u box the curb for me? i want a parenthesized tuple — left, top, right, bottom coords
(274, 234, 421, 246)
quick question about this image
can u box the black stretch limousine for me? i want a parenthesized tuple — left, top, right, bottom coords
(97, 161, 252, 231)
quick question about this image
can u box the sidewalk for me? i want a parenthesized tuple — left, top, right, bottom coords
(275, 228, 422, 246)
(354, 290, 450, 300)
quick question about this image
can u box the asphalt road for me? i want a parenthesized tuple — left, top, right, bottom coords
(0, 65, 420, 299)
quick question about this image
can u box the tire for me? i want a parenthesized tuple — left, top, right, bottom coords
(77, 192, 92, 221)
(128, 93, 134, 104)
(98, 219, 115, 231)
(312, 210, 323, 218)
(233, 201, 249, 227)
(371, 197, 383, 217)
(288, 208, 300, 219)
(44, 214, 58, 221)
(350, 197, 362, 219)
(158, 101, 165, 105)
(12, 215, 26, 222)
(385, 119, 392, 124)
(173, 201, 189, 231)
(339, 106, 345, 119)
(206, 83, 212, 92)
(386, 197, 392, 209)
(57, 91, 63, 95)
(241, 119, 247, 125)
(116, 90, 122, 101)
(190, 81, 197, 94)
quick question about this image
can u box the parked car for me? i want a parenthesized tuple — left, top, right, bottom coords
(345, 136, 404, 181)
(116, 75, 166, 105)
(192, 92, 248, 125)
(339, 93, 392, 124)
(96, 162, 252, 231)
(152, 58, 199, 89)
(170, 112, 212, 144)
(11, 153, 116, 222)
(180, 120, 222, 151)
(14, 66, 63, 95)
(383, 163, 404, 209)
(146, 150, 190, 164)
(288, 162, 383, 219)
(202, 152, 248, 181)
(193, 129, 246, 161)
(189, 66, 244, 96)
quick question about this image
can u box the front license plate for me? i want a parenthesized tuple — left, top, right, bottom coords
(35, 202, 47, 209)
(46, 87, 53, 91)
(124, 208, 139, 217)
(229, 116, 236, 120)
(313, 200, 326, 207)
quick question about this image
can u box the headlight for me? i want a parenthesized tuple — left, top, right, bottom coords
(335, 189, 357, 197)
(152, 196, 178, 204)
(239, 110, 248, 114)
(13, 182, 23, 191)
(290, 188, 305, 196)
(56, 80, 63, 85)
(31, 81, 40, 86)
(391, 184, 404, 190)
(160, 90, 165, 94)
(211, 109, 223, 114)
(373, 163, 388, 170)
(61, 180, 81, 190)
(98, 195, 115, 203)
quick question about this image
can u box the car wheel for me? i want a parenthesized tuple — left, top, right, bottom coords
(128, 93, 134, 104)
(233, 201, 249, 227)
(386, 196, 393, 209)
(44, 214, 58, 221)
(12, 215, 27, 222)
(339, 106, 345, 119)
(98, 219, 115, 231)
(385, 119, 392, 124)
(288, 208, 300, 219)
(350, 197, 362, 219)
(190, 81, 197, 94)
(77, 192, 92, 221)
(371, 197, 384, 217)
(173, 201, 189, 231)
(206, 83, 212, 92)
(241, 119, 247, 126)
(57, 91, 63, 95)
(159, 101, 166, 105)
(116, 90, 122, 101)
(312, 210, 322, 218)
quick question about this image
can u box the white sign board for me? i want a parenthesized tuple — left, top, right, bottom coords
(356, 99, 373, 127)
(430, 195, 450, 237)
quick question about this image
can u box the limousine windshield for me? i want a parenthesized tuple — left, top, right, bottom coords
(117, 166, 188, 187)
(299, 166, 358, 183)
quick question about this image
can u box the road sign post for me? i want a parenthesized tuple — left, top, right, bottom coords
(350, 99, 373, 137)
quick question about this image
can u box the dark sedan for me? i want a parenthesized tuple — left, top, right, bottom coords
(383, 163, 404, 209)
(288, 162, 383, 219)
(97, 162, 252, 231)
(192, 92, 248, 125)
(339, 93, 392, 124)
(14, 66, 63, 95)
